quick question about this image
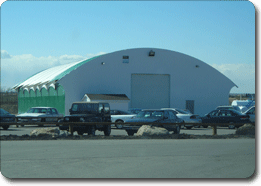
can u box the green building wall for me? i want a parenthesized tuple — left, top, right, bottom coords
(18, 84, 65, 115)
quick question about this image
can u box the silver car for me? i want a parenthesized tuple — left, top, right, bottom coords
(16, 107, 64, 126)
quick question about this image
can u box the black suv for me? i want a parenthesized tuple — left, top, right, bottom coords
(59, 102, 111, 136)
(0, 108, 15, 130)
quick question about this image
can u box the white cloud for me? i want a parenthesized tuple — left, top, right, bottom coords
(59, 54, 85, 61)
(1, 50, 11, 59)
(1, 51, 106, 88)
(85, 52, 107, 59)
(210, 63, 255, 93)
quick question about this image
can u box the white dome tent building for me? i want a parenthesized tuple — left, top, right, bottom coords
(13, 48, 237, 116)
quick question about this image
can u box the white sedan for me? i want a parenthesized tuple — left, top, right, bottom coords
(110, 110, 136, 129)
(16, 107, 64, 126)
(161, 108, 202, 129)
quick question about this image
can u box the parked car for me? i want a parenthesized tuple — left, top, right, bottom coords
(111, 110, 136, 129)
(59, 102, 111, 136)
(161, 108, 202, 129)
(201, 109, 250, 129)
(231, 100, 255, 113)
(16, 107, 64, 126)
(0, 108, 16, 130)
(244, 106, 255, 123)
(123, 109, 184, 136)
(128, 108, 142, 114)
(216, 105, 241, 112)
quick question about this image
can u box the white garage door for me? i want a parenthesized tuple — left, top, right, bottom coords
(131, 74, 170, 109)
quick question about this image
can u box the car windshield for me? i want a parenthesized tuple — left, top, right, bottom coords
(71, 103, 98, 113)
(27, 108, 48, 113)
(0, 108, 10, 115)
(136, 111, 163, 119)
(175, 109, 190, 114)
(121, 111, 132, 115)
(231, 110, 244, 115)
(217, 106, 234, 110)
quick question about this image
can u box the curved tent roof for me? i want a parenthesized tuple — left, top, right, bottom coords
(13, 56, 100, 90)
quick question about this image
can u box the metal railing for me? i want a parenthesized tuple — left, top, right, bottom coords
(1, 118, 253, 136)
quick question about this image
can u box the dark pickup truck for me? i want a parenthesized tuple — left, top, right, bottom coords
(59, 102, 111, 136)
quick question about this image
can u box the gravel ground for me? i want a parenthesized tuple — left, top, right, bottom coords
(0, 124, 255, 141)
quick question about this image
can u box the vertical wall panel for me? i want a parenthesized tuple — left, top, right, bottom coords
(131, 74, 170, 109)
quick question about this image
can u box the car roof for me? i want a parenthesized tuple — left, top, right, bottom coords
(72, 101, 109, 104)
(30, 107, 54, 109)
(216, 106, 236, 108)
(141, 109, 164, 111)
(214, 109, 244, 115)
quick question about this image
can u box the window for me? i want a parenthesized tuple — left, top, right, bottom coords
(169, 111, 176, 119)
(209, 111, 218, 116)
(163, 111, 169, 119)
(248, 107, 255, 114)
(104, 104, 110, 114)
(46, 109, 51, 114)
(172, 110, 178, 115)
(52, 108, 58, 114)
(72, 104, 78, 112)
(99, 104, 104, 113)
(110, 110, 116, 115)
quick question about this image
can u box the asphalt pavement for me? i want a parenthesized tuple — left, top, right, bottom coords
(1, 138, 255, 178)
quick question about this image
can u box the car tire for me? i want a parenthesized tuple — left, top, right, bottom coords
(228, 122, 235, 129)
(186, 126, 192, 130)
(126, 130, 135, 136)
(39, 118, 45, 127)
(88, 126, 96, 136)
(115, 120, 124, 129)
(104, 125, 111, 136)
(2, 125, 9, 130)
(173, 125, 180, 134)
(77, 130, 84, 135)
(203, 125, 208, 128)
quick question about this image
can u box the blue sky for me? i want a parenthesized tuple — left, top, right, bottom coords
(0, 0, 256, 93)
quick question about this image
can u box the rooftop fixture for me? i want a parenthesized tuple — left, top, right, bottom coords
(149, 50, 155, 57)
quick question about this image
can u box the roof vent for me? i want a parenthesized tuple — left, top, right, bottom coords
(149, 50, 155, 57)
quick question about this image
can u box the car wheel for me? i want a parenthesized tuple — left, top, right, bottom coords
(88, 126, 96, 136)
(77, 130, 84, 135)
(115, 120, 124, 129)
(104, 125, 111, 136)
(57, 119, 63, 126)
(2, 125, 9, 130)
(173, 125, 180, 134)
(39, 118, 45, 127)
(186, 126, 192, 130)
(228, 122, 235, 129)
(126, 130, 135, 136)
(203, 125, 208, 128)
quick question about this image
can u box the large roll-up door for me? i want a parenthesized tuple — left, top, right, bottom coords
(131, 74, 170, 109)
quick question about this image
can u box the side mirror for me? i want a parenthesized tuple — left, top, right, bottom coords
(69, 109, 72, 113)
(207, 114, 210, 118)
